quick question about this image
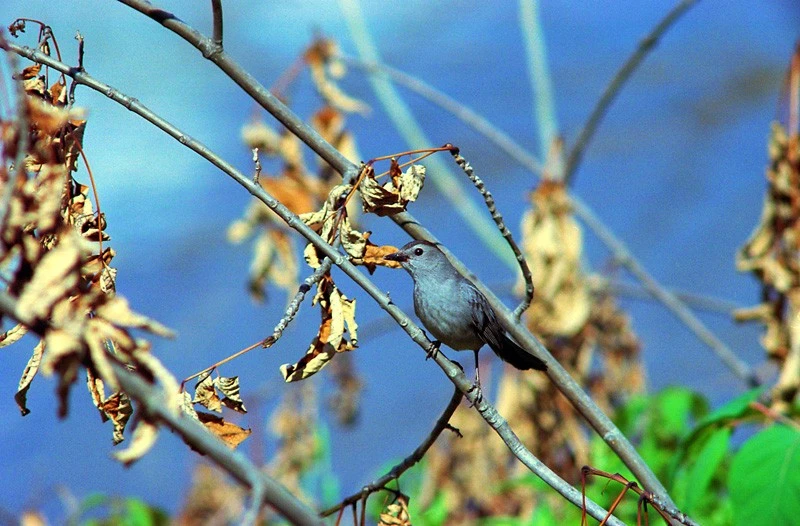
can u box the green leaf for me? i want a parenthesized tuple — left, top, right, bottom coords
(729, 425, 800, 526)
(670, 387, 764, 483)
(685, 387, 764, 446)
(684, 427, 730, 514)
(653, 387, 708, 437)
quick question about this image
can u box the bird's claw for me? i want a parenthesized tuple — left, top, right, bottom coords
(467, 382, 483, 407)
(426, 340, 441, 360)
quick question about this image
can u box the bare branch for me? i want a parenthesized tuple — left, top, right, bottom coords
(210, 0, 223, 48)
(448, 147, 534, 320)
(564, 0, 699, 184)
(0, 291, 323, 526)
(181, 258, 333, 387)
(262, 258, 333, 348)
(577, 202, 759, 387)
(320, 386, 464, 517)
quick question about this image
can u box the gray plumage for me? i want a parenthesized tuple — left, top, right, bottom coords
(384, 240, 547, 374)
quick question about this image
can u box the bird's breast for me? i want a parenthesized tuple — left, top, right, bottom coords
(412, 280, 482, 351)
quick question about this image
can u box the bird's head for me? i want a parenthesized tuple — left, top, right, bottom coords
(384, 240, 449, 277)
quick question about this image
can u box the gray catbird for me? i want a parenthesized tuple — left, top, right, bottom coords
(384, 240, 547, 387)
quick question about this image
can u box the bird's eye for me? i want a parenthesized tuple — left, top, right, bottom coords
(414, 248, 424, 256)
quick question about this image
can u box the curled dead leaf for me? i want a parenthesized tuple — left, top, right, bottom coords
(359, 164, 425, 216)
(216, 376, 248, 414)
(197, 412, 251, 449)
(113, 419, 158, 465)
(194, 374, 222, 413)
(14, 340, 45, 416)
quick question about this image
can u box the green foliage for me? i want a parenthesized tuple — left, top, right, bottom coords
(729, 425, 800, 526)
(70, 494, 168, 526)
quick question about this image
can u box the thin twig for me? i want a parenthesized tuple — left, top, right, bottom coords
(0, 291, 323, 526)
(448, 147, 534, 320)
(346, 50, 757, 388)
(262, 258, 333, 348)
(182, 258, 333, 387)
(210, 0, 223, 48)
(321, 386, 464, 517)
(8, 16, 686, 520)
(251, 147, 261, 184)
(241, 478, 265, 526)
(68, 31, 84, 106)
(563, 0, 699, 184)
(582, 467, 688, 526)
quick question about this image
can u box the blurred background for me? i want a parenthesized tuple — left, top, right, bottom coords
(1, 0, 799, 522)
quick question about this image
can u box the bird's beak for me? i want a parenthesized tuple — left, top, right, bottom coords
(383, 251, 407, 263)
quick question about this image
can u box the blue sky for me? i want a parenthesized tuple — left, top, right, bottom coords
(1, 0, 799, 521)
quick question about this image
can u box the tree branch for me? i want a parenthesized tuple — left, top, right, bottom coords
(0, 291, 322, 526)
(320, 386, 464, 518)
(210, 0, 223, 48)
(563, 0, 699, 184)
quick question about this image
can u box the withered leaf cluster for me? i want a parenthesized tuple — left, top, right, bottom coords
(1, 35, 176, 465)
(231, 38, 367, 305)
(231, 39, 432, 422)
(735, 121, 800, 408)
(303, 37, 370, 116)
(181, 374, 250, 449)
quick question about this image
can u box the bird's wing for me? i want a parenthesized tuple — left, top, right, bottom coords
(463, 281, 505, 350)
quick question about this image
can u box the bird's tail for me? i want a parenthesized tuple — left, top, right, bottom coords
(494, 334, 547, 371)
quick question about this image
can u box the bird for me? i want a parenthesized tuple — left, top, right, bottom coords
(384, 240, 547, 391)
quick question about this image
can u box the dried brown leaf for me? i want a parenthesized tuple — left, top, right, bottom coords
(280, 336, 337, 382)
(378, 496, 412, 526)
(216, 376, 248, 414)
(86, 368, 106, 417)
(113, 419, 158, 466)
(197, 412, 251, 449)
(17, 234, 84, 322)
(14, 340, 45, 416)
(359, 164, 426, 216)
(194, 374, 222, 413)
(340, 214, 367, 259)
(0, 323, 28, 348)
(94, 296, 174, 338)
(351, 241, 401, 273)
(306, 41, 370, 115)
(102, 391, 133, 445)
(181, 390, 200, 420)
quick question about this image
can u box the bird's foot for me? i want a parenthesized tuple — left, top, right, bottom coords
(467, 382, 483, 407)
(426, 340, 441, 360)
